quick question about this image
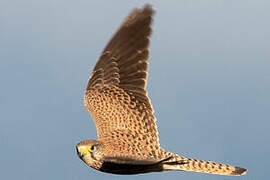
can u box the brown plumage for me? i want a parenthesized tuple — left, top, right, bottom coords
(76, 4, 247, 176)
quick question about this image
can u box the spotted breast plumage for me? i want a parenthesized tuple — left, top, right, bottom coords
(76, 4, 247, 176)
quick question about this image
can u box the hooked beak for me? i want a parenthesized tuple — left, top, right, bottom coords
(76, 146, 82, 157)
(76, 145, 88, 158)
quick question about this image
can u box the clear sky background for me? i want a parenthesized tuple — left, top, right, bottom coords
(1, 0, 269, 180)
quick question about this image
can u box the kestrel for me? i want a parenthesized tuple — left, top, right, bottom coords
(76, 4, 247, 176)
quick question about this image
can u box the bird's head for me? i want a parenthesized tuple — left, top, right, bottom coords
(76, 139, 104, 169)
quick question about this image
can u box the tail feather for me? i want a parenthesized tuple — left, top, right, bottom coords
(162, 154, 247, 176)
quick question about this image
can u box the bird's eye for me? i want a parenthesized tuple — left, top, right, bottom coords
(88, 145, 95, 152)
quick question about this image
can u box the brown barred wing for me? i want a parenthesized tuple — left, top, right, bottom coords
(86, 5, 154, 112)
(84, 5, 161, 161)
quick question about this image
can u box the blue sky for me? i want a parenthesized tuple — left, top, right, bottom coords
(1, 0, 269, 180)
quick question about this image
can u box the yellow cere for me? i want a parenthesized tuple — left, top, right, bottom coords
(78, 146, 89, 154)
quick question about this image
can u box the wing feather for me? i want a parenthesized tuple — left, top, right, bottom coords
(84, 5, 161, 161)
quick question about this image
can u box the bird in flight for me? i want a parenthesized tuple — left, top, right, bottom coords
(76, 4, 247, 176)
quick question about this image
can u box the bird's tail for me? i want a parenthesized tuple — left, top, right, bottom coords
(162, 153, 247, 176)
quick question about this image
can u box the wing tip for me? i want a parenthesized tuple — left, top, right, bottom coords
(128, 4, 155, 23)
(143, 4, 155, 16)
